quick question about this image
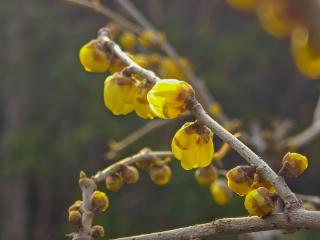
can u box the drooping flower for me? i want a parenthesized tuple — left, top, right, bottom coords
(104, 72, 138, 115)
(79, 40, 110, 73)
(147, 79, 194, 119)
(171, 121, 214, 170)
(280, 152, 308, 177)
(226, 165, 255, 196)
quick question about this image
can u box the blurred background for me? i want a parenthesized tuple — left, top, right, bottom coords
(1, 0, 320, 239)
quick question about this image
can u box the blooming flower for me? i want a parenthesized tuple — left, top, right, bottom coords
(171, 121, 214, 170)
(147, 79, 194, 119)
(134, 80, 156, 119)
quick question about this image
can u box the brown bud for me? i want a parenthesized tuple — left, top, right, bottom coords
(149, 164, 172, 186)
(195, 165, 217, 186)
(121, 165, 139, 184)
(105, 173, 123, 191)
(68, 210, 82, 227)
(68, 200, 82, 213)
(91, 225, 105, 238)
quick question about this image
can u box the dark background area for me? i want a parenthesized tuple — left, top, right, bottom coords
(1, 0, 320, 239)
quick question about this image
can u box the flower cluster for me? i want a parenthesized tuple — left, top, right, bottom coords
(225, 0, 320, 79)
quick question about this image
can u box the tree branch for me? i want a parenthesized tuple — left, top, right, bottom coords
(97, 28, 301, 210)
(111, 210, 320, 240)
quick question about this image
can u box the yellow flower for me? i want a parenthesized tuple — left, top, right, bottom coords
(134, 80, 156, 119)
(226, 165, 255, 196)
(172, 121, 214, 170)
(119, 31, 136, 52)
(225, 0, 257, 12)
(105, 173, 123, 192)
(244, 187, 275, 217)
(79, 40, 110, 73)
(256, 0, 293, 38)
(210, 180, 233, 206)
(68, 210, 82, 226)
(280, 152, 308, 177)
(147, 79, 194, 119)
(104, 73, 138, 115)
(291, 26, 320, 79)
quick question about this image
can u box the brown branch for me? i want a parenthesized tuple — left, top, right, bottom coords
(111, 210, 320, 240)
(96, 29, 301, 210)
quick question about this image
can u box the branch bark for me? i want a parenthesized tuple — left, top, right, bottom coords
(112, 210, 320, 240)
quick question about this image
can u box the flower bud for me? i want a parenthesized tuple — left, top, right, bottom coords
(68, 210, 82, 227)
(105, 173, 123, 192)
(280, 152, 308, 178)
(79, 40, 111, 73)
(210, 180, 233, 206)
(134, 80, 156, 119)
(104, 72, 138, 115)
(172, 121, 214, 170)
(226, 165, 255, 196)
(121, 165, 139, 184)
(68, 200, 82, 214)
(149, 164, 172, 186)
(244, 187, 275, 217)
(90, 191, 109, 213)
(159, 57, 186, 80)
(91, 225, 105, 238)
(147, 79, 194, 119)
(195, 165, 217, 186)
(138, 30, 166, 48)
(119, 31, 136, 52)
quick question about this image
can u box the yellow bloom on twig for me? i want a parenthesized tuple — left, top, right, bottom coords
(226, 165, 255, 196)
(280, 152, 308, 178)
(172, 121, 214, 170)
(104, 72, 138, 115)
(79, 40, 110, 73)
(147, 79, 194, 119)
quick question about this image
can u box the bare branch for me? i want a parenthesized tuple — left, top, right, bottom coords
(64, 0, 142, 33)
(93, 149, 172, 183)
(105, 119, 169, 159)
(96, 29, 301, 210)
(296, 193, 320, 206)
(111, 210, 320, 240)
(280, 96, 320, 149)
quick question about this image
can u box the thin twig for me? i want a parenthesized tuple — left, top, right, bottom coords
(64, 0, 142, 33)
(111, 210, 320, 240)
(116, 0, 229, 123)
(96, 29, 301, 210)
(280, 96, 320, 149)
(93, 149, 172, 183)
